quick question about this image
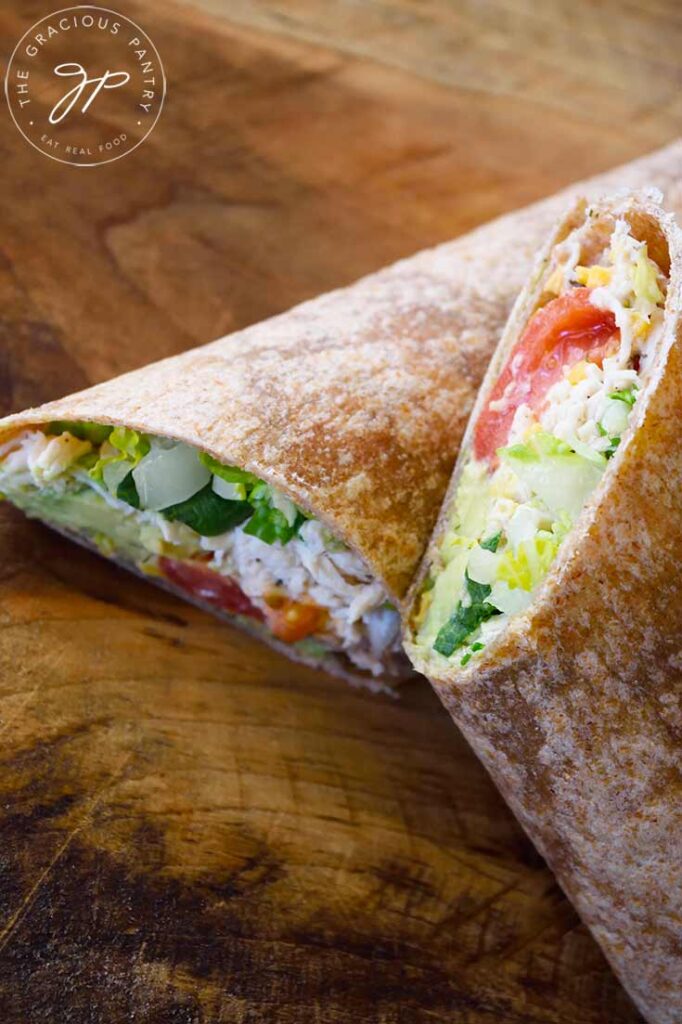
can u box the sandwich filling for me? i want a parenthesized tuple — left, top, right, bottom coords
(415, 212, 668, 666)
(0, 428, 402, 675)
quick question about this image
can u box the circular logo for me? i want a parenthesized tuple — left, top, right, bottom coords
(4, 6, 165, 167)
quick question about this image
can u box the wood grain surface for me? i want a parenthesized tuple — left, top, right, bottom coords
(0, 1, 677, 1020)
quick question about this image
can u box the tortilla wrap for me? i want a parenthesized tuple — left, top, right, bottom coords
(405, 192, 681, 1023)
(2, 141, 682, 688)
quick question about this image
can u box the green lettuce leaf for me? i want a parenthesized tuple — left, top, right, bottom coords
(480, 530, 502, 553)
(464, 571, 491, 605)
(495, 514, 571, 592)
(90, 427, 151, 486)
(460, 641, 485, 667)
(88, 439, 307, 544)
(433, 572, 499, 657)
(597, 421, 620, 459)
(198, 453, 259, 489)
(197, 454, 305, 545)
(498, 431, 604, 520)
(242, 482, 305, 545)
(161, 484, 252, 536)
(116, 470, 141, 509)
(608, 384, 638, 408)
(243, 505, 305, 545)
(434, 600, 497, 657)
(109, 427, 150, 464)
(500, 432, 574, 462)
(47, 420, 113, 445)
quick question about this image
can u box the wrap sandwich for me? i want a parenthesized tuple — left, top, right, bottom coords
(0, 258, 498, 688)
(405, 192, 682, 1023)
(2, 141, 682, 689)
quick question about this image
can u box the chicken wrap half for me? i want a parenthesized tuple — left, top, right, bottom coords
(0, 258, 495, 688)
(405, 191, 681, 1023)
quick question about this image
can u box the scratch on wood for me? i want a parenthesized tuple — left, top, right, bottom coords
(0, 748, 135, 956)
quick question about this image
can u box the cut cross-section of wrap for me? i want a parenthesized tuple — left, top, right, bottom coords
(0, 421, 408, 684)
(405, 191, 682, 1024)
(0, 217, 508, 688)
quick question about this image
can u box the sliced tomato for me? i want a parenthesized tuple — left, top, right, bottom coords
(158, 557, 265, 622)
(264, 599, 327, 644)
(473, 289, 618, 464)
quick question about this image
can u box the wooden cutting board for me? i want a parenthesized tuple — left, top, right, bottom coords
(0, 1, 676, 1020)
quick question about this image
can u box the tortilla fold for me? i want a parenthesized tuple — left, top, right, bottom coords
(405, 191, 682, 1023)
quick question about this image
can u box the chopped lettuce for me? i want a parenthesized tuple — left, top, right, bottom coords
(199, 454, 305, 544)
(161, 483, 252, 536)
(499, 431, 605, 520)
(213, 476, 247, 501)
(433, 572, 500, 657)
(48, 420, 113, 445)
(116, 470, 141, 509)
(243, 482, 305, 545)
(434, 601, 496, 657)
(497, 533, 558, 592)
(597, 421, 621, 460)
(198, 453, 259, 489)
(480, 531, 502, 552)
(608, 384, 638, 408)
(501, 431, 572, 461)
(110, 427, 151, 464)
(90, 426, 151, 485)
(41, 424, 308, 547)
(460, 641, 485, 667)
(465, 572, 492, 606)
(593, 388, 637, 460)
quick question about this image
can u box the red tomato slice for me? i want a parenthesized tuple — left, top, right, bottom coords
(473, 289, 618, 464)
(159, 557, 265, 622)
(264, 599, 328, 644)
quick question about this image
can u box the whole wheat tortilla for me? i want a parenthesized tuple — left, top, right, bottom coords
(405, 192, 682, 1024)
(1, 142, 682, 681)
